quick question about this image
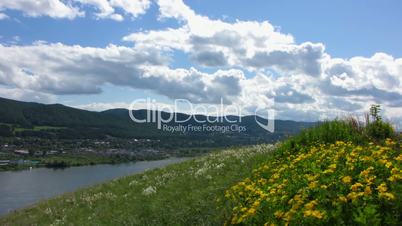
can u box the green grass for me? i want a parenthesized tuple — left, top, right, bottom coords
(277, 118, 396, 157)
(0, 115, 398, 225)
(0, 144, 277, 226)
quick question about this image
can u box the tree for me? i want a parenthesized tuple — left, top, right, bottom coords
(0, 124, 13, 137)
(369, 104, 382, 122)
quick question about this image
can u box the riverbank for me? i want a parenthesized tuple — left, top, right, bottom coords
(0, 153, 130, 172)
(0, 144, 276, 225)
(0, 157, 189, 216)
(0, 147, 217, 172)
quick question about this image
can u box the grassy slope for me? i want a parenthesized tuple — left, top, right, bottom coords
(1, 119, 399, 225)
(0, 144, 276, 226)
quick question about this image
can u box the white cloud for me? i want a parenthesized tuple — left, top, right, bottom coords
(110, 0, 151, 18)
(0, 0, 84, 19)
(0, 0, 401, 123)
(124, 0, 326, 76)
(76, 0, 122, 21)
(325, 53, 402, 93)
(74, 101, 131, 111)
(0, 85, 56, 103)
(0, 0, 150, 21)
(0, 12, 9, 20)
(0, 42, 167, 94)
(73, 100, 175, 112)
(0, 42, 246, 104)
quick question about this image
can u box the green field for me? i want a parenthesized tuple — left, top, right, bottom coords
(1, 116, 401, 226)
(13, 125, 66, 132)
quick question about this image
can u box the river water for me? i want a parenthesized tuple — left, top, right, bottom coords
(0, 158, 187, 216)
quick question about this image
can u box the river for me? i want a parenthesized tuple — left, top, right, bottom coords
(0, 158, 188, 216)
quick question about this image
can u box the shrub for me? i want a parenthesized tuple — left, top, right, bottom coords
(365, 120, 395, 141)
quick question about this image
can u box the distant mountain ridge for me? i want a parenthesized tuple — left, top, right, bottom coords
(0, 97, 316, 144)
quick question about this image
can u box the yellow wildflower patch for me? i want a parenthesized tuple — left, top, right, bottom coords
(225, 140, 401, 225)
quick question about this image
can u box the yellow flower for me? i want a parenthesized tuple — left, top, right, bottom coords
(342, 176, 352, 184)
(234, 215, 245, 224)
(306, 174, 317, 181)
(351, 183, 363, 191)
(360, 167, 373, 177)
(248, 208, 257, 216)
(294, 194, 302, 202)
(336, 141, 345, 145)
(388, 174, 402, 182)
(323, 169, 334, 174)
(379, 159, 388, 164)
(347, 192, 364, 201)
(376, 183, 388, 193)
(391, 168, 399, 174)
(379, 192, 395, 200)
(274, 210, 284, 219)
(395, 154, 402, 161)
(364, 186, 372, 196)
(328, 163, 337, 169)
(385, 138, 395, 146)
(258, 178, 267, 185)
(338, 196, 347, 203)
(385, 162, 393, 169)
(304, 200, 318, 210)
(264, 223, 275, 226)
(308, 181, 318, 189)
(365, 176, 376, 185)
(304, 210, 324, 219)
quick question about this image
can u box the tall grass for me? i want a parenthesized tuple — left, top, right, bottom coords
(278, 113, 396, 156)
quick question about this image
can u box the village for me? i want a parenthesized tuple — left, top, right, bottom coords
(0, 138, 169, 170)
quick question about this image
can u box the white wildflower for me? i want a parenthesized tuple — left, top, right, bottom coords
(142, 186, 157, 196)
(129, 180, 138, 187)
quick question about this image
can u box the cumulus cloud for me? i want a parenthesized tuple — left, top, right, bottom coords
(1, 0, 402, 123)
(75, 0, 150, 21)
(245, 42, 325, 76)
(0, 0, 150, 21)
(123, 0, 327, 75)
(0, 42, 245, 104)
(0, 43, 166, 95)
(0, 0, 84, 19)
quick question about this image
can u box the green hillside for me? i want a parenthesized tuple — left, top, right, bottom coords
(1, 117, 400, 226)
(0, 97, 315, 144)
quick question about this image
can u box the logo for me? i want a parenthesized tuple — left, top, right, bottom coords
(128, 98, 275, 133)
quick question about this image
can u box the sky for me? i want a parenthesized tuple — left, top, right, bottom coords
(0, 0, 401, 126)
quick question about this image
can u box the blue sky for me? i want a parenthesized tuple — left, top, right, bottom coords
(2, 0, 402, 57)
(0, 0, 401, 125)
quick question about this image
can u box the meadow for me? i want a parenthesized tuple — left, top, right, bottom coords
(0, 144, 277, 225)
(0, 108, 400, 226)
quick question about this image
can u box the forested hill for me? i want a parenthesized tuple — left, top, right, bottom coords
(0, 97, 315, 143)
